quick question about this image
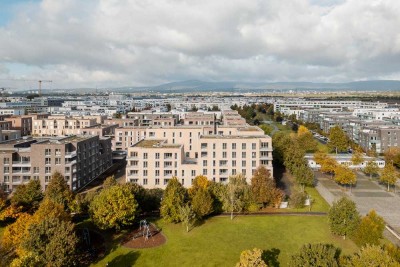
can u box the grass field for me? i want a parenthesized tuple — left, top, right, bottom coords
(91, 215, 357, 267)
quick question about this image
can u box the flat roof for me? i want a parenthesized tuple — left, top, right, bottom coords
(133, 139, 181, 148)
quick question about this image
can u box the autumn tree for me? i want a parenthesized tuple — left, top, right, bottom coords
(290, 190, 307, 209)
(351, 150, 364, 168)
(380, 163, 398, 192)
(11, 179, 43, 211)
(21, 217, 78, 267)
(89, 184, 138, 230)
(45, 172, 73, 209)
(191, 189, 214, 218)
(334, 165, 356, 191)
(179, 204, 196, 232)
(364, 160, 379, 179)
(296, 125, 318, 152)
(0, 186, 7, 212)
(102, 175, 117, 189)
(384, 147, 400, 168)
(160, 177, 188, 223)
(251, 166, 276, 207)
(352, 210, 385, 247)
(328, 197, 360, 239)
(289, 243, 341, 267)
(328, 126, 348, 154)
(236, 248, 268, 267)
(347, 245, 399, 267)
(34, 198, 71, 222)
(320, 155, 338, 178)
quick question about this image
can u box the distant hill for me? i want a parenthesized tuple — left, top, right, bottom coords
(34, 79, 400, 94)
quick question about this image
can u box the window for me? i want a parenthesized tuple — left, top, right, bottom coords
(242, 143, 246, 149)
(232, 152, 236, 158)
(143, 153, 148, 159)
(182, 170, 185, 177)
(45, 176, 51, 183)
(155, 153, 160, 159)
(242, 161, 246, 167)
(155, 161, 160, 168)
(203, 160, 207, 167)
(143, 179, 148, 185)
(252, 152, 256, 158)
(213, 152, 216, 158)
(155, 170, 160, 176)
(4, 175, 9, 182)
(242, 169, 246, 175)
(223, 143, 227, 149)
(213, 143, 216, 149)
(164, 153, 172, 159)
(222, 152, 227, 158)
(232, 169, 237, 175)
(232, 143, 236, 149)
(3, 158, 9, 164)
(55, 158, 61, 165)
(45, 149, 51, 156)
(242, 152, 246, 158)
(45, 158, 51, 165)
(155, 178, 160, 185)
(201, 143, 208, 149)
(143, 161, 148, 168)
(191, 170, 196, 176)
(232, 160, 236, 167)
(45, 167, 51, 174)
(143, 170, 148, 176)
(55, 149, 61, 156)
(203, 169, 207, 175)
(252, 160, 256, 167)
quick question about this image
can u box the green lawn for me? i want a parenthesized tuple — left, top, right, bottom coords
(283, 186, 330, 213)
(92, 216, 357, 267)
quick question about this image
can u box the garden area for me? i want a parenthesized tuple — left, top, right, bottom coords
(92, 215, 358, 267)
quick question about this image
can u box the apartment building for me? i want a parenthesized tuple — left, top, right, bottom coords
(0, 135, 112, 192)
(0, 130, 20, 142)
(305, 154, 385, 169)
(5, 116, 33, 136)
(359, 126, 400, 153)
(126, 124, 273, 188)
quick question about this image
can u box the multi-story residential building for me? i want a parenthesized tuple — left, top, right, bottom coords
(0, 130, 20, 142)
(126, 124, 273, 188)
(0, 135, 112, 192)
(359, 126, 400, 153)
(5, 116, 33, 136)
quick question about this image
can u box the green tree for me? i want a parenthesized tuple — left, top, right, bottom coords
(293, 164, 314, 192)
(236, 248, 268, 267)
(346, 245, 399, 267)
(103, 175, 117, 189)
(328, 126, 348, 154)
(251, 166, 276, 207)
(328, 197, 360, 239)
(179, 204, 196, 232)
(160, 177, 187, 223)
(289, 243, 341, 267)
(334, 165, 356, 191)
(380, 163, 398, 192)
(290, 190, 307, 209)
(364, 160, 379, 179)
(227, 174, 250, 220)
(191, 189, 214, 218)
(21, 217, 78, 267)
(11, 180, 43, 211)
(45, 172, 73, 208)
(352, 210, 385, 247)
(89, 184, 138, 230)
(296, 126, 318, 152)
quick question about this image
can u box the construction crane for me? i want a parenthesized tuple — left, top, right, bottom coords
(0, 79, 52, 96)
(38, 80, 52, 97)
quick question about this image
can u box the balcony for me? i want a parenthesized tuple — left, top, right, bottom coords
(65, 151, 77, 158)
(12, 161, 31, 167)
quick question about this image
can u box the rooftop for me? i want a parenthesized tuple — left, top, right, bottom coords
(133, 139, 182, 148)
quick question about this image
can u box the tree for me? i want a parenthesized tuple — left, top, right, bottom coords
(103, 175, 117, 189)
(160, 177, 187, 223)
(296, 126, 318, 152)
(320, 156, 338, 178)
(236, 248, 268, 267)
(346, 245, 399, 267)
(11, 180, 43, 211)
(293, 164, 314, 192)
(189, 175, 211, 196)
(34, 198, 71, 222)
(289, 243, 341, 267)
(89, 184, 138, 230)
(334, 165, 356, 191)
(328, 126, 348, 154)
(45, 172, 73, 209)
(384, 147, 400, 168)
(352, 210, 385, 247)
(380, 163, 398, 192)
(328, 197, 360, 239)
(166, 103, 172, 111)
(364, 160, 379, 179)
(351, 150, 364, 168)
(227, 174, 250, 220)
(290, 190, 307, 209)
(179, 204, 196, 232)
(251, 166, 276, 207)
(191, 189, 213, 218)
(0, 186, 7, 211)
(1, 213, 34, 255)
(21, 217, 78, 267)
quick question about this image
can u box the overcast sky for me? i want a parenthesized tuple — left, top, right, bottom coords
(0, 0, 400, 89)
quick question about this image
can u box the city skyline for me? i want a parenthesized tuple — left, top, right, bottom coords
(1, 0, 400, 89)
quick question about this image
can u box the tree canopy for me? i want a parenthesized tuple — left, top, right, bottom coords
(289, 243, 341, 267)
(328, 197, 360, 239)
(251, 166, 276, 206)
(236, 248, 268, 267)
(11, 179, 43, 211)
(45, 172, 73, 209)
(160, 177, 188, 223)
(328, 126, 348, 153)
(352, 210, 385, 247)
(380, 163, 398, 192)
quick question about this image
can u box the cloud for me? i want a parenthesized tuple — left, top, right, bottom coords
(0, 0, 400, 88)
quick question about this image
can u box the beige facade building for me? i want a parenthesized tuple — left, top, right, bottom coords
(0, 135, 112, 192)
(126, 124, 273, 188)
(5, 116, 33, 136)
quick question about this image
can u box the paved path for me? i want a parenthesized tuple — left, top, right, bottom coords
(315, 170, 400, 244)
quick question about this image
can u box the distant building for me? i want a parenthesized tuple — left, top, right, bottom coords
(305, 154, 385, 169)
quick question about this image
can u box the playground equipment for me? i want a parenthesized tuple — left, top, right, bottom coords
(133, 219, 154, 241)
